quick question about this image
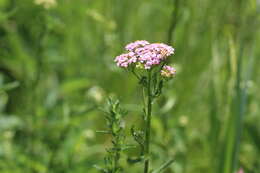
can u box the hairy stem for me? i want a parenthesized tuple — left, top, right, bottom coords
(144, 71, 152, 173)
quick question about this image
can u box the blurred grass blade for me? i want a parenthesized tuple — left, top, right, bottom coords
(151, 159, 174, 173)
(0, 81, 20, 91)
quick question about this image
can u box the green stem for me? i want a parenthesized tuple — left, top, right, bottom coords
(152, 159, 174, 173)
(113, 152, 118, 173)
(144, 71, 152, 173)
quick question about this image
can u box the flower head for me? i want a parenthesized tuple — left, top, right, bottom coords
(161, 65, 176, 78)
(115, 40, 175, 70)
(114, 52, 137, 68)
(136, 43, 174, 69)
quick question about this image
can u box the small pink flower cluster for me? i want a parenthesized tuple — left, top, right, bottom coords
(115, 40, 174, 70)
(237, 168, 244, 173)
(161, 65, 176, 78)
(125, 40, 150, 52)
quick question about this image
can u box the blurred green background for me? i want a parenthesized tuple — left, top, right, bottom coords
(0, 0, 259, 173)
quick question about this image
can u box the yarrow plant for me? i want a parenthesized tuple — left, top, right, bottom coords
(97, 40, 176, 173)
(116, 40, 176, 173)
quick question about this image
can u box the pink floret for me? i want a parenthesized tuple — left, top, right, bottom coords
(125, 40, 150, 51)
(161, 65, 176, 78)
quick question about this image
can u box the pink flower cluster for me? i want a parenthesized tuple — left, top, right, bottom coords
(125, 40, 150, 52)
(115, 40, 174, 69)
(161, 65, 176, 78)
(237, 168, 244, 173)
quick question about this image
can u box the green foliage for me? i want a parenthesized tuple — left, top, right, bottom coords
(0, 0, 259, 173)
(95, 98, 127, 173)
